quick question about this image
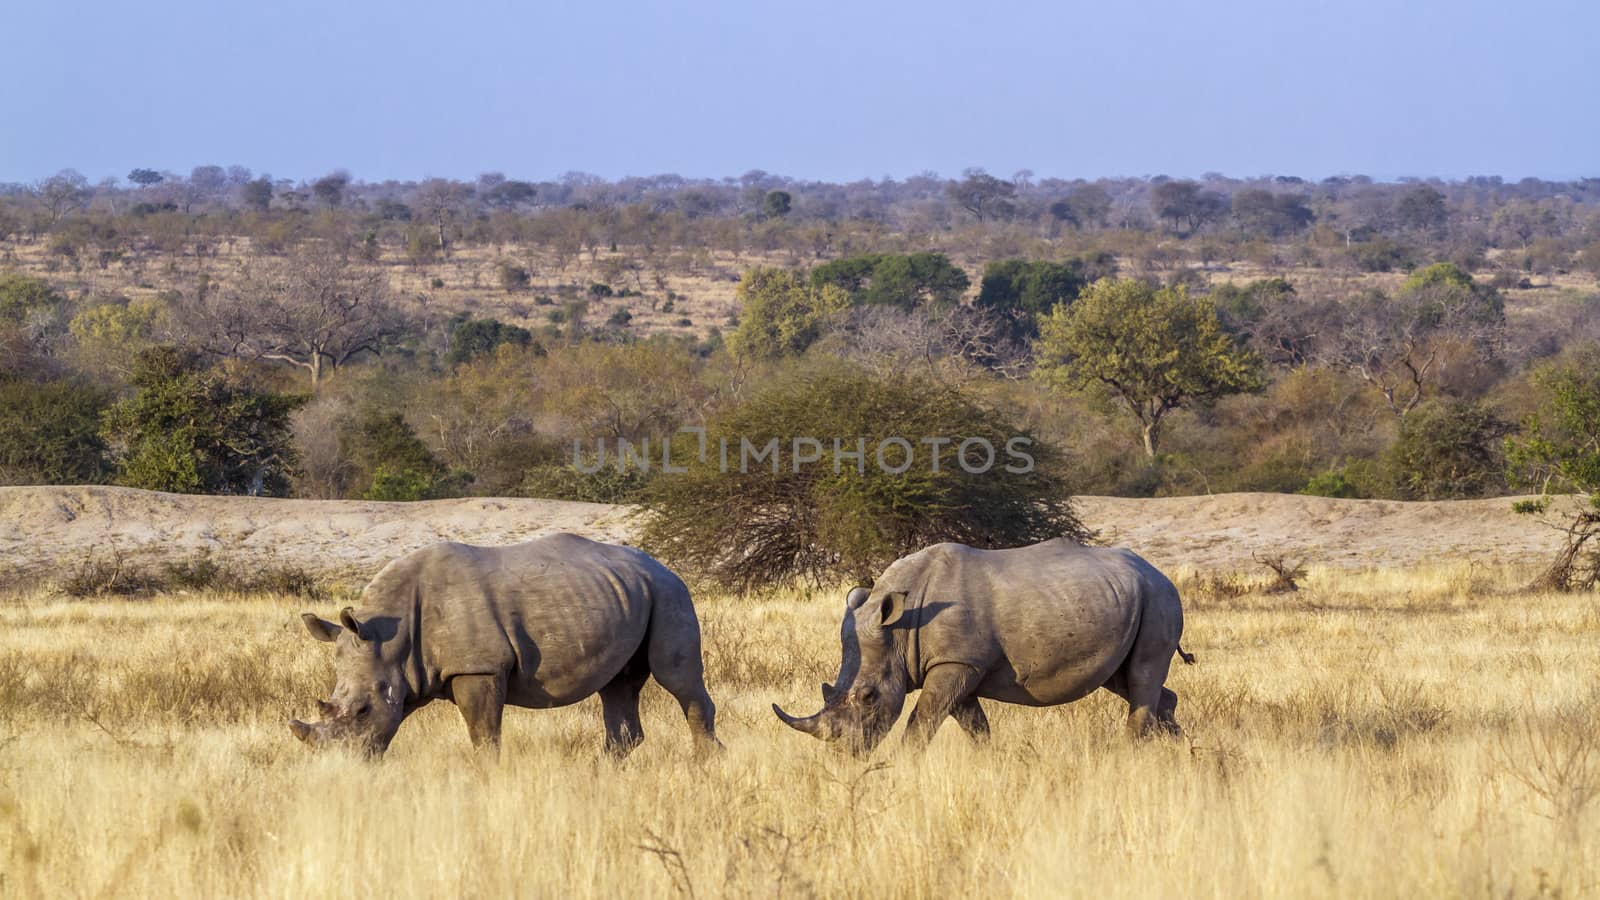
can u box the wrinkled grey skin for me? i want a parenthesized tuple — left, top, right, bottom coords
(774, 539, 1194, 755)
(291, 534, 719, 758)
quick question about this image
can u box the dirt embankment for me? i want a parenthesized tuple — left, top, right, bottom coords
(0, 485, 1566, 588)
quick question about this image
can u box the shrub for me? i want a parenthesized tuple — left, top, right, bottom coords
(517, 462, 652, 504)
(1506, 350, 1600, 590)
(1345, 238, 1416, 273)
(0, 375, 110, 484)
(727, 268, 850, 360)
(811, 252, 970, 310)
(1301, 470, 1363, 499)
(974, 258, 1090, 338)
(638, 366, 1087, 591)
(497, 260, 531, 292)
(446, 317, 534, 366)
(0, 272, 64, 324)
(100, 347, 303, 496)
(340, 408, 466, 501)
(1386, 399, 1510, 500)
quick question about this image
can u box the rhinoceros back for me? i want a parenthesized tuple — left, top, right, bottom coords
(881, 540, 1163, 706)
(363, 535, 671, 707)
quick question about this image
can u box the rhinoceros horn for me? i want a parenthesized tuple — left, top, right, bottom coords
(289, 720, 314, 743)
(773, 703, 831, 738)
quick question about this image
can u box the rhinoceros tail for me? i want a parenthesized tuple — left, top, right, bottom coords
(1176, 645, 1196, 665)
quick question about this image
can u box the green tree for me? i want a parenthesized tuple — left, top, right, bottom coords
(761, 190, 792, 219)
(974, 259, 1089, 338)
(101, 347, 304, 495)
(1036, 278, 1264, 458)
(728, 268, 850, 359)
(1386, 399, 1510, 499)
(639, 367, 1085, 591)
(810, 253, 969, 310)
(128, 168, 164, 187)
(446, 317, 535, 366)
(1506, 350, 1600, 590)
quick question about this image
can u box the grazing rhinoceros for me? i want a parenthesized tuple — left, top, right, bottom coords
(290, 534, 719, 758)
(773, 539, 1194, 754)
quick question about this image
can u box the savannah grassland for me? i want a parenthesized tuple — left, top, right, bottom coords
(2, 564, 1598, 899)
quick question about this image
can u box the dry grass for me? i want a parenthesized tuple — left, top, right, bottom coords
(1, 565, 1598, 898)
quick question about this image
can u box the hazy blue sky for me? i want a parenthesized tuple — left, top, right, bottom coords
(3, 0, 1594, 185)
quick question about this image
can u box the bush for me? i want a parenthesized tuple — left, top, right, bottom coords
(446, 317, 534, 366)
(638, 366, 1087, 591)
(974, 258, 1091, 338)
(727, 268, 849, 360)
(497, 260, 531, 292)
(1506, 350, 1600, 590)
(0, 375, 109, 484)
(0, 272, 64, 324)
(1301, 470, 1363, 499)
(1345, 238, 1416, 273)
(1386, 399, 1510, 500)
(340, 408, 467, 501)
(518, 462, 653, 504)
(811, 252, 969, 310)
(100, 347, 304, 496)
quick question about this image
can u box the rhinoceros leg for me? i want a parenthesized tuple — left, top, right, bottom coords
(599, 658, 651, 759)
(903, 663, 985, 751)
(1108, 645, 1179, 739)
(949, 695, 991, 743)
(642, 597, 721, 754)
(451, 672, 507, 751)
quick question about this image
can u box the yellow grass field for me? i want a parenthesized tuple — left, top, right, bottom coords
(2, 564, 1597, 899)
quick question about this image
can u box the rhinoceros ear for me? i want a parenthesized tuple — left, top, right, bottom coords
(339, 607, 369, 642)
(845, 586, 872, 610)
(301, 613, 340, 642)
(877, 591, 908, 629)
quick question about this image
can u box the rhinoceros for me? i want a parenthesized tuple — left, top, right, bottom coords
(290, 534, 719, 757)
(773, 539, 1194, 753)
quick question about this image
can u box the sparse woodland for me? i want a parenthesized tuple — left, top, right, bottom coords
(5, 167, 1600, 581)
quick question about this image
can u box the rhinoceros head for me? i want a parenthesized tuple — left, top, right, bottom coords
(773, 586, 909, 755)
(290, 607, 406, 757)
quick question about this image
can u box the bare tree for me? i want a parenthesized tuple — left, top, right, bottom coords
(820, 304, 1030, 385)
(183, 250, 415, 389)
(37, 169, 89, 225)
(1320, 281, 1503, 418)
(414, 179, 474, 254)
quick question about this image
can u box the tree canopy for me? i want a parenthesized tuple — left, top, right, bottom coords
(1036, 278, 1264, 457)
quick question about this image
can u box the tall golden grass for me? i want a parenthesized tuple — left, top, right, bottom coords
(1, 563, 1596, 898)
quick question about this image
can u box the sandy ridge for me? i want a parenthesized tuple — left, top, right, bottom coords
(0, 485, 1566, 587)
